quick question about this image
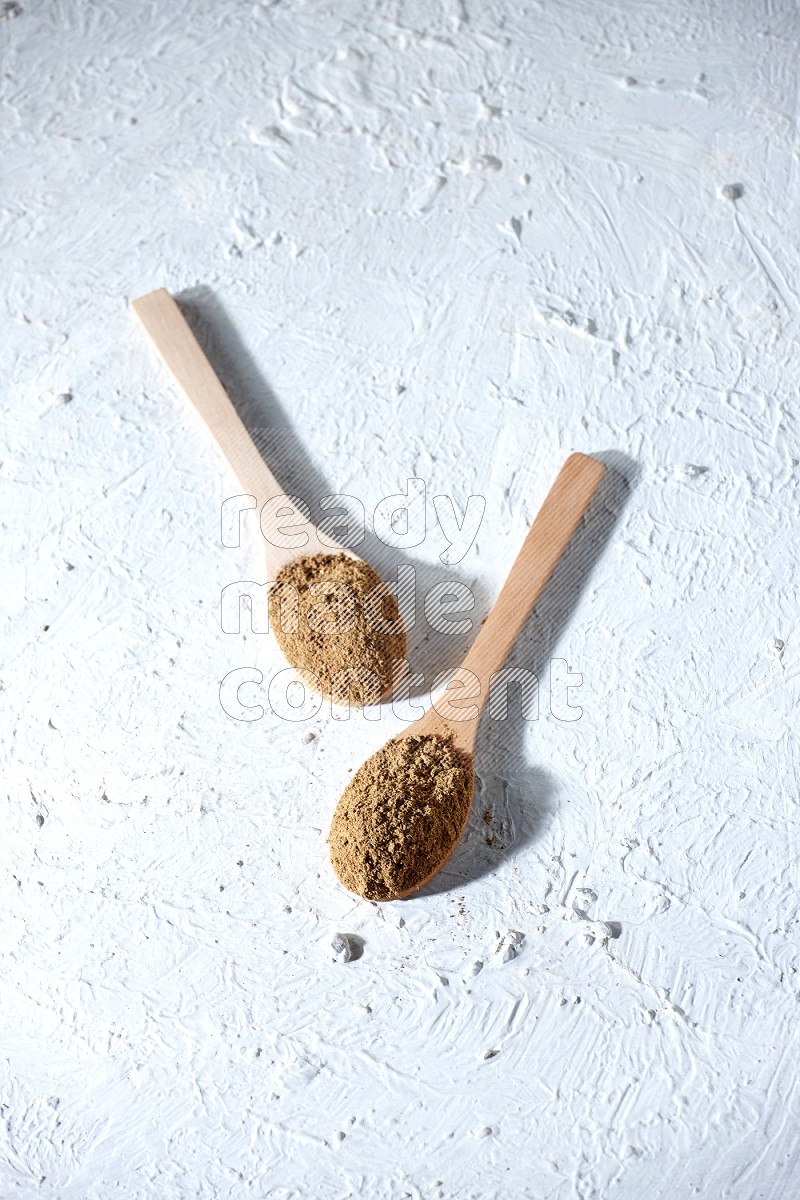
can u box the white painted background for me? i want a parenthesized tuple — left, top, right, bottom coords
(2, 1, 799, 1196)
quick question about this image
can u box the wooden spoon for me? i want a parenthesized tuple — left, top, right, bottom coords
(132, 288, 350, 567)
(328, 452, 605, 898)
(132, 288, 406, 703)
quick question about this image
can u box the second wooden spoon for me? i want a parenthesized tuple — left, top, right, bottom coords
(328, 452, 605, 899)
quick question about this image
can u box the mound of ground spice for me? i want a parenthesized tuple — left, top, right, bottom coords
(328, 733, 474, 900)
(268, 552, 406, 706)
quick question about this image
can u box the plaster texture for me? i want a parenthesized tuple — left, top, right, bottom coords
(2, 1, 799, 1197)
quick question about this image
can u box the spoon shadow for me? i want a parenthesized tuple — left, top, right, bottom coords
(174, 286, 491, 696)
(414, 453, 636, 897)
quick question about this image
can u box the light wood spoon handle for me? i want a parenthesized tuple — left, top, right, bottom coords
(463, 452, 604, 680)
(132, 288, 329, 571)
(419, 452, 605, 749)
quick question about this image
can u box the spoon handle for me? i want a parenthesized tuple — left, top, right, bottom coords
(132, 289, 317, 569)
(461, 452, 605, 692)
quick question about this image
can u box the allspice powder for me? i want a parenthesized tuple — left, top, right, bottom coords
(269, 552, 406, 706)
(328, 733, 474, 900)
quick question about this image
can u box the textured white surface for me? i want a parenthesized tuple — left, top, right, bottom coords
(2, 1, 799, 1196)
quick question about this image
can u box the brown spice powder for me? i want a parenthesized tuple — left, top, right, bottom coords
(328, 733, 475, 900)
(269, 552, 407, 706)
